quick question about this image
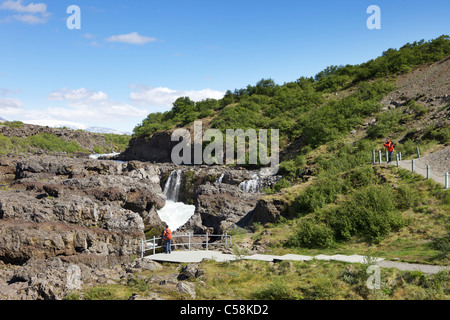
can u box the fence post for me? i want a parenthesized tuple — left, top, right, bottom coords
(426, 165, 430, 180)
(225, 233, 228, 249)
(153, 236, 156, 255)
(378, 150, 382, 164)
(396, 154, 399, 167)
(372, 150, 376, 164)
(416, 147, 421, 158)
(141, 239, 144, 259)
(206, 232, 209, 251)
(385, 151, 388, 163)
(411, 159, 415, 173)
(399, 152, 402, 162)
(188, 233, 191, 251)
(445, 172, 449, 189)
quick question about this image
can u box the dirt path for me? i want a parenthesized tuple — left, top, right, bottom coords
(397, 146, 450, 187)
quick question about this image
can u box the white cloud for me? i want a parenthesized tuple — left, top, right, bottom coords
(0, 87, 20, 96)
(130, 86, 225, 109)
(46, 87, 149, 123)
(12, 13, 45, 24)
(0, 0, 51, 24)
(0, 97, 25, 115)
(1, 0, 46, 14)
(106, 32, 157, 45)
(48, 87, 108, 103)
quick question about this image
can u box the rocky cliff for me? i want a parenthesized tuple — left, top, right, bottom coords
(0, 154, 169, 299)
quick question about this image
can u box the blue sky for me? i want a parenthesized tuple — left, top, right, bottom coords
(0, 0, 449, 133)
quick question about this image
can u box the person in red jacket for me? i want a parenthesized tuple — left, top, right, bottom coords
(383, 138, 395, 163)
(163, 225, 173, 254)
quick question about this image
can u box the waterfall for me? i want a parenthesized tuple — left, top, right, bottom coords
(158, 169, 195, 231)
(216, 173, 225, 184)
(239, 173, 261, 193)
(163, 169, 182, 202)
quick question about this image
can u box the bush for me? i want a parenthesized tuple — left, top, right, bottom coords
(293, 174, 348, 214)
(270, 178, 292, 193)
(3, 121, 23, 128)
(423, 126, 450, 144)
(288, 219, 335, 249)
(334, 185, 406, 243)
(395, 185, 421, 210)
(346, 166, 379, 189)
(251, 279, 297, 300)
(288, 184, 408, 248)
(27, 133, 85, 153)
(367, 109, 403, 139)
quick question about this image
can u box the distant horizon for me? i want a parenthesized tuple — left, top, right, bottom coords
(1, 0, 449, 133)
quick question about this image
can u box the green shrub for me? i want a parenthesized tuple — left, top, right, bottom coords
(432, 236, 450, 259)
(269, 178, 291, 193)
(335, 185, 406, 243)
(423, 126, 450, 144)
(367, 109, 403, 139)
(395, 185, 421, 210)
(27, 133, 85, 153)
(3, 121, 24, 128)
(346, 166, 379, 189)
(396, 139, 417, 157)
(252, 279, 298, 300)
(406, 100, 428, 118)
(288, 219, 335, 249)
(0, 135, 13, 153)
(104, 134, 131, 151)
(288, 184, 408, 248)
(293, 174, 348, 214)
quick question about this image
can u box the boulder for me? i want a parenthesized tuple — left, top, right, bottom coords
(240, 197, 289, 225)
(192, 182, 259, 234)
(176, 282, 196, 299)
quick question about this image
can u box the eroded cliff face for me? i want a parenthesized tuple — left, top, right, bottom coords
(0, 155, 167, 266)
(0, 151, 286, 299)
(118, 132, 176, 163)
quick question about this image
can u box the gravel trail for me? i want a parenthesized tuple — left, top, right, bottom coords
(397, 146, 450, 187)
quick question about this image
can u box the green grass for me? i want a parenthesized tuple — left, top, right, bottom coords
(0, 133, 88, 154)
(68, 258, 450, 300)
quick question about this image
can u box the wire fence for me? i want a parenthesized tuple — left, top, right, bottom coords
(372, 149, 449, 189)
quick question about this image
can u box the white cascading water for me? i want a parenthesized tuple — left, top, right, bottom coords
(216, 173, 225, 184)
(239, 173, 261, 193)
(163, 169, 182, 201)
(157, 169, 195, 231)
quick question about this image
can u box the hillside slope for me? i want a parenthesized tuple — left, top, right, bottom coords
(0, 122, 130, 156)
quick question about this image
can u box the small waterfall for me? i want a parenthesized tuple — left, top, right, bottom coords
(158, 169, 195, 231)
(239, 173, 261, 193)
(164, 169, 182, 201)
(216, 173, 225, 184)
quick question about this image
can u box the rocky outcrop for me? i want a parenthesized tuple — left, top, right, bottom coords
(118, 132, 176, 163)
(0, 219, 141, 265)
(0, 155, 167, 269)
(239, 197, 290, 226)
(179, 182, 260, 234)
(0, 257, 162, 300)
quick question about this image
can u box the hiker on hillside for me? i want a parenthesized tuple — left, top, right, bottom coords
(163, 225, 173, 254)
(383, 138, 395, 163)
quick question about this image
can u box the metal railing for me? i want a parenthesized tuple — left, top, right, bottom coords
(141, 232, 232, 258)
(372, 148, 449, 189)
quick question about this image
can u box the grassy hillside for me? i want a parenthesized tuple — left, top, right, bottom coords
(133, 35, 450, 148)
(0, 121, 131, 155)
(132, 35, 450, 266)
(68, 36, 450, 301)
